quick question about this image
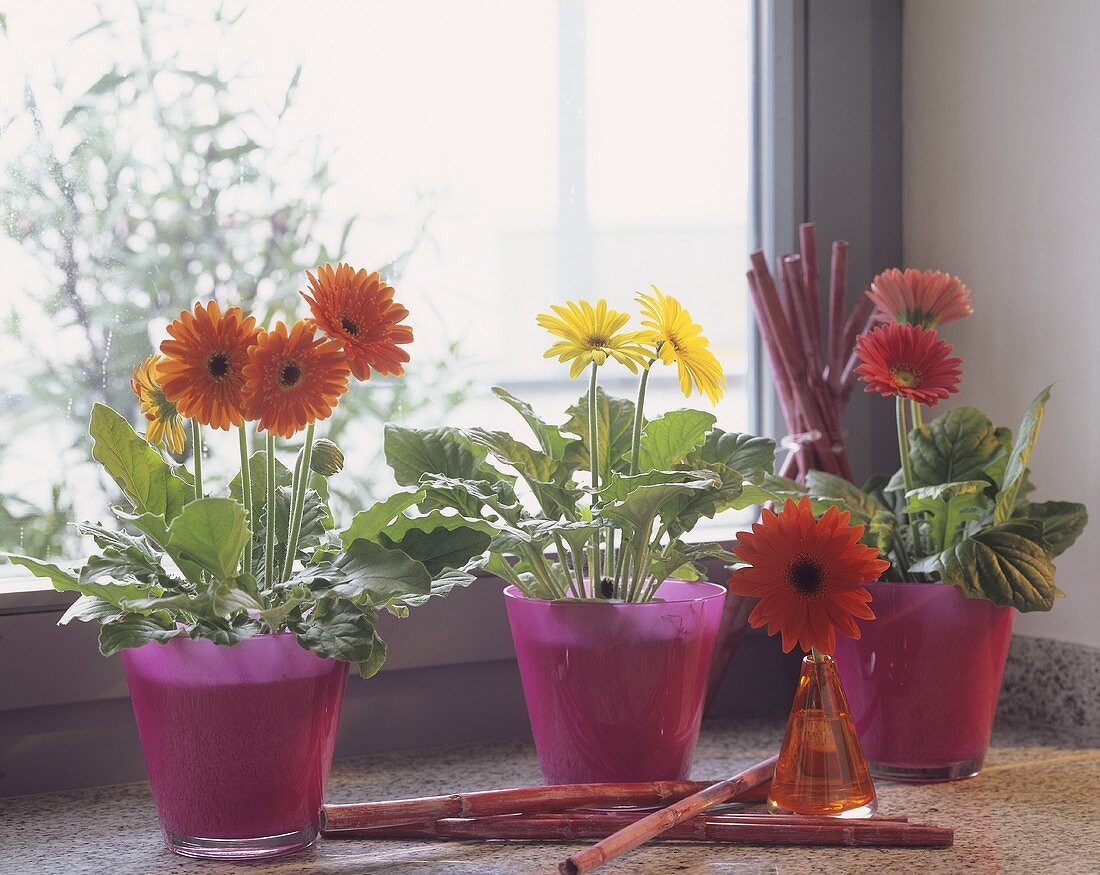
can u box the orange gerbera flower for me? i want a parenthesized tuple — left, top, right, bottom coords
(867, 268, 973, 328)
(242, 320, 351, 438)
(301, 263, 413, 381)
(854, 323, 963, 407)
(728, 497, 889, 655)
(159, 301, 260, 430)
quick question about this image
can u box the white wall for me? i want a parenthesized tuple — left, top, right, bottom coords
(904, 0, 1099, 647)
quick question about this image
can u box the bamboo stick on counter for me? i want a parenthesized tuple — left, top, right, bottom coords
(336, 814, 949, 850)
(559, 755, 778, 875)
(322, 778, 770, 833)
(330, 810, 910, 839)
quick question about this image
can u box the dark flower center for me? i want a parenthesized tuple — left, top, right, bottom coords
(787, 556, 826, 596)
(206, 352, 231, 380)
(278, 361, 303, 388)
(341, 316, 360, 335)
(587, 335, 608, 348)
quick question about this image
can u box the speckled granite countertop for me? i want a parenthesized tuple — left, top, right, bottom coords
(3, 715, 1098, 874)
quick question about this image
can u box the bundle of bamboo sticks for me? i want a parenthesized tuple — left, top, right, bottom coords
(322, 757, 953, 873)
(747, 223, 878, 482)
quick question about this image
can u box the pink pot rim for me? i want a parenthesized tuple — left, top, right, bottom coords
(503, 579, 727, 607)
(166, 628, 299, 644)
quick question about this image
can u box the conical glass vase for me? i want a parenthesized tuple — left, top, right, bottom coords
(768, 653, 877, 818)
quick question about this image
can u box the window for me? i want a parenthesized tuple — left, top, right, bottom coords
(0, 0, 754, 572)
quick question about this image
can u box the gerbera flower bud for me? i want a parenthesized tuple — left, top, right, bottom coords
(854, 323, 963, 407)
(867, 268, 973, 328)
(310, 438, 344, 476)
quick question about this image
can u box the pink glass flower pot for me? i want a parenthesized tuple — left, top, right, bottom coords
(504, 579, 725, 784)
(120, 632, 349, 859)
(834, 581, 1014, 783)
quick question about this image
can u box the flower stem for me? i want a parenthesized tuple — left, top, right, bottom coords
(628, 364, 653, 476)
(282, 421, 316, 582)
(896, 396, 918, 564)
(811, 646, 826, 665)
(265, 431, 276, 592)
(191, 419, 204, 500)
(587, 363, 601, 596)
(909, 398, 924, 431)
(238, 425, 253, 577)
(896, 396, 914, 496)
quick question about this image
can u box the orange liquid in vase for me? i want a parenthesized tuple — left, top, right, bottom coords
(768, 654, 877, 817)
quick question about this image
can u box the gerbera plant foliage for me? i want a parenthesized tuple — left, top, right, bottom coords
(4, 265, 487, 676)
(798, 272, 1088, 612)
(385, 287, 776, 602)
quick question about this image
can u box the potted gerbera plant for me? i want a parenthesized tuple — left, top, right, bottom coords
(4, 265, 488, 859)
(801, 269, 1089, 783)
(384, 288, 776, 784)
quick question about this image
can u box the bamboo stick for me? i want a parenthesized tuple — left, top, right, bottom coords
(321, 778, 769, 833)
(559, 755, 778, 874)
(827, 240, 850, 391)
(840, 292, 876, 371)
(782, 254, 822, 377)
(798, 223, 822, 359)
(331, 811, 912, 839)
(333, 814, 953, 850)
(747, 270, 798, 446)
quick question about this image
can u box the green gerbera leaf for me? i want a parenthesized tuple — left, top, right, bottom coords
(562, 387, 636, 482)
(98, 614, 184, 656)
(1017, 500, 1088, 558)
(492, 386, 580, 460)
(687, 429, 777, 476)
(89, 403, 192, 523)
(4, 552, 155, 606)
(905, 480, 991, 552)
(377, 511, 494, 576)
(807, 470, 885, 524)
(636, 409, 717, 471)
(994, 385, 1052, 524)
(340, 489, 426, 547)
(294, 595, 377, 668)
(909, 405, 1003, 488)
(909, 519, 1057, 611)
(167, 498, 249, 581)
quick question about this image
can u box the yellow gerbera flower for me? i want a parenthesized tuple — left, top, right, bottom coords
(131, 355, 187, 454)
(536, 299, 651, 379)
(637, 286, 725, 404)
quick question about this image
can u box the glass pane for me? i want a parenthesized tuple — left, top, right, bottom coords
(0, 0, 753, 564)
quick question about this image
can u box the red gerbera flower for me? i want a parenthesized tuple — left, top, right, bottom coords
(301, 263, 413, 381)
(728, 497, 889, 655)
(854, 323, 963, 407)
(867, 268, 973, 328)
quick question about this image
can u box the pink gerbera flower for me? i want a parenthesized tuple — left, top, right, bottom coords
(867, 268, 973, 328)
(854, 323, 963, 407)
